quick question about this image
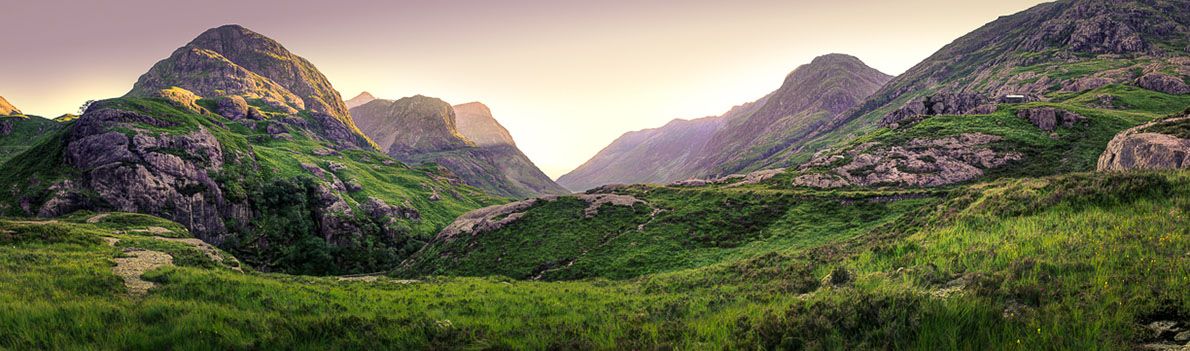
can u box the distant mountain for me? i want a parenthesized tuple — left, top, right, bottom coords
(0, 96, 21, 116)
(454, 102, 516, 147)
(127, 24, 374, 149)
(345, 91, 376, 109)
(557, 116, 724, 191)
(558, 54, 890, 190)
(0, 25, 499, 275)
(351, 97, 568, 198)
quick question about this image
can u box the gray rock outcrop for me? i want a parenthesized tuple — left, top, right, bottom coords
(1098, 116, 1190, 171)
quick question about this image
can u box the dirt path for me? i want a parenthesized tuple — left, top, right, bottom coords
(105, 237, 173, 296)
(86, 213, 110, 223)
(156, 237, 242, 272)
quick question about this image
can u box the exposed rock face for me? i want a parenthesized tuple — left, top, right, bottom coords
(1137, 73, 1190, 95)
(437, 198, 540, 240)
(881, 93, 998, 128)
(0, 96, 21, 116)
(1098, 116, 1190, 171)
(670, 168, 786, 188)
(351, 96, 567, 198)
(345, 92, 376, 109)
(842, 0, 1189, 132)
(561, 54, 891, 190)
(212, 95, 263, 120)
(42, 106, 241, 241)
(454, 102, 516, 147)
(794, 133, 1023, 188)
(1016, 107, 1088, 131)
(127, 24, 373, 149)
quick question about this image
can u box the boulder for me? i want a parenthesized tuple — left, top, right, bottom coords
(1016, 107, 1087, 131)
(1098, 117, 1190, 171)
(1137, 73, 1190, 95)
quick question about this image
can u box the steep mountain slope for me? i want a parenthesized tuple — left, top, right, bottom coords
(0, 96, 21, 116)
(558, 54, 890, 190)
(454, 102, 516, 147)
(556, 116, 724, 191)
(345, 91, 376, 109)
(127, 24, 374, 150)
(785, 0, 1190, 189)
(694, 54, 893, 176)
(0, 115, 62, 164)
(808, 0, 1188, 148)
(0, 26, 499, 275)
(350, 97, 568, 198)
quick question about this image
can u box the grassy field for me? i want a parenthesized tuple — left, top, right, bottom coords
(0, 170, 1185, 349)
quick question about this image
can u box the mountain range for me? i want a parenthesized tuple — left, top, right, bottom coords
(558, 53, 891, 190)
(349, 94, 568, 198)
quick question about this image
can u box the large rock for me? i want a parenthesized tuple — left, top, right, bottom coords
(794, 133, 1023, 188)
(1137, 73, 1190, 95)
(882, 93, 997, 128)
(1016, 107, 1087, 131)
(1098, 117, 1190, 171)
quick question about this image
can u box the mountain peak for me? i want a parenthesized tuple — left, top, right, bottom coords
(453, 102, 513, 147)
(127, 24, 373, 149)
(0, 96, 21, 116)
(809, 53, 863, 65)
(345, 91, 376, 109)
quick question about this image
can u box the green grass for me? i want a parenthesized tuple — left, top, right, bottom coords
(0, 96, 501, 275)
(0, 170, 1186, 349)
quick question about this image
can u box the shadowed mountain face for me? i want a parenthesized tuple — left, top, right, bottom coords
(0, 96, 20, 116)
(345, 92, 376, 109)
(127, 24, 374, 149)
(351, 97, 568, 198)
(558, 54, 890, 190)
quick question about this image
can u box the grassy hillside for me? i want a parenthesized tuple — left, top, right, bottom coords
(1, 170, 1186, 349)
(0, 97, 500, 275)
(0, 115, 62, 164)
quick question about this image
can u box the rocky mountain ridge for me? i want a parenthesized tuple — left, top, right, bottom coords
(0, 96, 21, 116)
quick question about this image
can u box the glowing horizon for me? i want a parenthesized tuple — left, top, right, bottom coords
(0, 0, 1049, 179)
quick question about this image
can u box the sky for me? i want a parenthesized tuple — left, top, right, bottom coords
(0, 0, 1049, 179)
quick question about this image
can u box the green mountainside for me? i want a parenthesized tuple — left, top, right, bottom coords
(0, 27, 499, 275)
(0, 0, 1188, 349)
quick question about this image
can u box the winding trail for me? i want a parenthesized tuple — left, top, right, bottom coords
(104, 237, 173, 297)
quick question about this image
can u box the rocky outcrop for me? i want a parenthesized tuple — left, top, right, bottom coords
(345, 92, 376, 109)
(670, 168, 786, 187)
(1016, 107, 1087, 131)
(40, 105, 242, 241)
(0, 96, 22, 116)
(1098, 116, 1190, 171)
(351, 96, 567, 198)
(436, 198, 540, 240)
(212, 95, 263, 120)
(1137, 73, 1190, 95)
(794, 133, 1023, 188)
(882, 93, 997, 128)
(127, 25, 373, 149)
(843, 0, 1188, 132)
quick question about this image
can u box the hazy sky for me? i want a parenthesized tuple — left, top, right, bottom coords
(1, 0, 1048, 178)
